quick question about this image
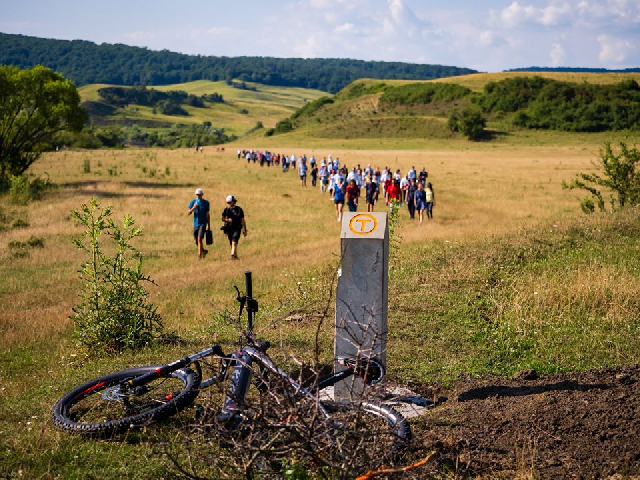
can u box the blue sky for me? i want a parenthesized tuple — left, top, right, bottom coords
(1, 0, 638, 72)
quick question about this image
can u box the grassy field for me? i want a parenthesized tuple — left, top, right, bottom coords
(78, 80, 328, 137)
(1, 130, 640, 477)
(358, 71, 640, 92)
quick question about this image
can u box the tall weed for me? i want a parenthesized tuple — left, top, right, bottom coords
(70, 198, 163, 355)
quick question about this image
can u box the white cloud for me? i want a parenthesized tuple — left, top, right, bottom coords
(334, 22, 356, 34)
(598, 34, 633, 63)
(539, 3, 572, 26)
(549, 42, 567, 66)
(496, 2, 537, 28)
(493, 1, 572, 28)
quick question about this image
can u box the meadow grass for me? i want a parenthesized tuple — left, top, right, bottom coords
(1, 133, 639, 478)
(77, 80, 328, 136)
(354, 71, 640, 93)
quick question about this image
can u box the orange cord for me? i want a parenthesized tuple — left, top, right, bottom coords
(355, 451, 437, 480)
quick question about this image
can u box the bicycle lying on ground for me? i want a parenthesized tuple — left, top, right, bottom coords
(52, 271, 410, 472)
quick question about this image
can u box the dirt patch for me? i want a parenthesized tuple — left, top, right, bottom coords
(410, 365, 640, 479)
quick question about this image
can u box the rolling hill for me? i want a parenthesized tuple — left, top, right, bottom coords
(261, 72, 640, 141)
(78, 80, 328, 139)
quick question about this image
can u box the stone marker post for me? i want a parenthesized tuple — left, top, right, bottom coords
(334, 212, 389, 401)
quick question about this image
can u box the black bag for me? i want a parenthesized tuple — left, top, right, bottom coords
(220, 223, 233, 234)
(205, 229, 213, 245)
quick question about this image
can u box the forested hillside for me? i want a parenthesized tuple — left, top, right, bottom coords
(0, 33, 476, 93)
(268, 75, 640, 139)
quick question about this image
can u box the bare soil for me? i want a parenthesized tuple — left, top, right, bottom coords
(410, 365, 640, 479)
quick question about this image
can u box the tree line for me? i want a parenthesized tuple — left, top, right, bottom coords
(0, 32, 476, 93)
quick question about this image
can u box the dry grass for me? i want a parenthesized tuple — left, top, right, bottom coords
(356, 72, 640, 93)
(0, 139, 632, 349)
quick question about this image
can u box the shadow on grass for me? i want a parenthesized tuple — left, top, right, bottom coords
(59, 180, 196, 198)
(458, 380, 609, 401)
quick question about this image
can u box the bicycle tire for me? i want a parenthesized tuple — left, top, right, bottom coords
(52, 365, 200, 436)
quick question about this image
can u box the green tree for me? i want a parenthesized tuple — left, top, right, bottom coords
(563, 142, 640, 213)
(448, 108, 486, 140)
(0, 65, 86, 190)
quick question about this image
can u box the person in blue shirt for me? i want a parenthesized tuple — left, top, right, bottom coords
(333, 179, 345, 222)
(187, 188, 210, 259)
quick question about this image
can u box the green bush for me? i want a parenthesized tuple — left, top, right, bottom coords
(380, 82, 471, 106)
(70, 199, 163, 355)
(480, 77, 640, 132)
(292, 96, 335, 119)
(7, 174, 55, 204)
(448, 109, 487, 140)
(7, 235, 44, 257)
(563, 142, 640, 212)
(273, 118, 294, 134)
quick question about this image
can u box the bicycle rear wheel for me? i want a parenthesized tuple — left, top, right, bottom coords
(52, 365, 200, 436)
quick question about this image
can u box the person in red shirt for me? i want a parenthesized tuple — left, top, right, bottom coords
(346, 179, 360, 212)
(385, 179, 403, 215)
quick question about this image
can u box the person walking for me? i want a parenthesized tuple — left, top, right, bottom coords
(406, 178, 418, 220)
(319, 163, 329, 193)
(385, 179, 402, 216)
(221, 195, 247, 260)
(187, 188, 210, 259)
(414, 182, 427, 224)
(365, 176, 378, 212)
(425, 182, 435, 219)
(346, 179, 360, 212)
(333, 179, 345, 222)
(299, 159, 308, 187)
(310, 163, 318, 187)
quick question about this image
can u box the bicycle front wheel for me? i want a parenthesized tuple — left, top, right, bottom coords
(52, 365, 200, 436)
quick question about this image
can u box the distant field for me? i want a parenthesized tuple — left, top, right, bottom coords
(77, 80, 328, 136)
(1, 137, 632, 346)
(355, 71, 640, 92)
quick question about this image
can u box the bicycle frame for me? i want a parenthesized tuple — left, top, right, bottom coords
(119, 271, 385, 423)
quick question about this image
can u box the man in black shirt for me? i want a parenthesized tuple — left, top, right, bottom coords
(221, 195, 247, 260)
(365, 177, 379, 212)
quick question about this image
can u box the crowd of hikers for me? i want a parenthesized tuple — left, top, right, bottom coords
(238, 149, 435, 224)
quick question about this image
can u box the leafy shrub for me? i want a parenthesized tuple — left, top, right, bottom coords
(12, 218, 29, 228)
(563, 142, 640, 212)
(7, 235, 44, 257)
(480, 77, 640, 132)
(448, 109, 487, 140)
(337, 82, 388, 100)
(273, 118, 294, 134)
(380, 82, 471, 106)
(7, 174, 55, 204)
(70, 199, 163, 355)
(292, 96, 335, 119)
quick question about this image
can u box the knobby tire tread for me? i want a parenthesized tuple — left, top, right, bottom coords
(52, 365, 200, 436)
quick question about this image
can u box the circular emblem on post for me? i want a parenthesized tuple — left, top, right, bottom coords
(349, 214, 379, 235)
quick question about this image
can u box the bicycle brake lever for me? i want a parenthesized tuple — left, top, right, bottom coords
(234, 285, 246, 317)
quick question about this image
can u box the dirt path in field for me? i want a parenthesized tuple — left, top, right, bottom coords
(409, 365, 640, 479)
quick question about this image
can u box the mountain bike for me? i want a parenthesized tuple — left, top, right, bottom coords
(52, 271, 410, 465)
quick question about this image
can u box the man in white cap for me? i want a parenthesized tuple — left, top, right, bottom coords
(187, 188, 210, 259)
(221, 195, 247, 260)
